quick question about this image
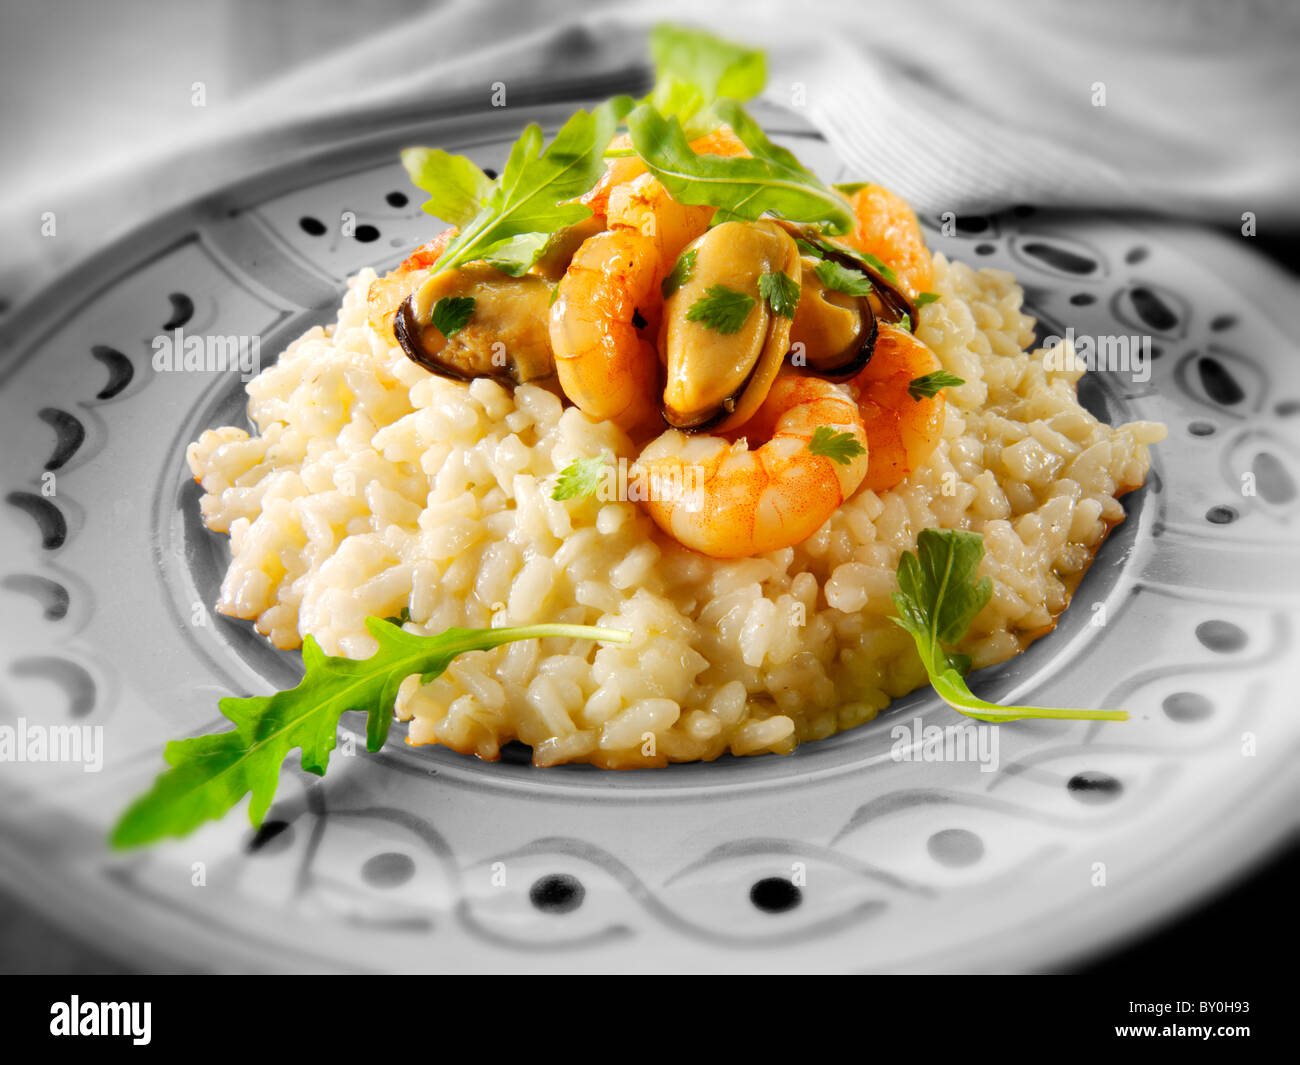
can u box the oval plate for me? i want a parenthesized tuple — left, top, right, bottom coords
(2, 99, 1298, 974)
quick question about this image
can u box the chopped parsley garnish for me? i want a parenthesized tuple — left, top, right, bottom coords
(758, 269, 801, 319)
(814, 258, 874, 298)
(907, 370, 965, 401)
(552, 454, 609, 501)
(686, 284, 756, 334)
(648, 23, 766, 137)
(661, 248, 698, 298)
(110, 619, 629, 847)
(915, 291, 941, 307)
(893, 530, 1128, 722)
(799, 233, 901, 287)
(430, 295, 475, 338)
(808, 425, 867, 465)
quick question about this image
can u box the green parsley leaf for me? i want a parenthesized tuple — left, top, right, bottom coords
(892, 530, 1128, 722)
(915, 291, 941, 307)
(431, 295, 475, 337)
(110, 618, 630, 847)
(814, 258, 874, 298)
(833, 181, 871, 196)
(649, 24, 766, 136)
(401, 147, 493, 228)
(898, 313, 912, 332)
(627, 100, 854, 235)
(411, 96, 633, 302)
(808, 425, 866, 465)
(661, 248, 698, 298)
(552, 453, 610, 501)
(858, 251, 898, 286)
(685, 284, 756, 334)
(801, 232, 901, 287)
(758, 269, 800, 319)
(907, 370, 965, 401)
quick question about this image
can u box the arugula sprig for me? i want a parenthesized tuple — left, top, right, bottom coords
(111, 618, 629, 848)
(402, 95, 633, 292)
(648, 23, 766, 136)
(627, 98, 854, 234)
(401, 147, 493, 228)
(892, 530, 1127, 722)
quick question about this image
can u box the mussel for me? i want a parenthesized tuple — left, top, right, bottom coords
(396, 263, 555, 385)
(778, 221, 918, 382)
(659, 219, 801, 432)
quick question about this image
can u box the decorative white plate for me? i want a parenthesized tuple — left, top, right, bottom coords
(2, 98, 1298, 974)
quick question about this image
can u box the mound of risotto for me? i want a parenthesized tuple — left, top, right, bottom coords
(186, 49, 1163, 770)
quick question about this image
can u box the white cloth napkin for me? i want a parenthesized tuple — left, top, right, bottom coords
(6, 0, 1298, 305)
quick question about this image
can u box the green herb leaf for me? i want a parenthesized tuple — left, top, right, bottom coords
(898, 313, 912, 332)
(685, 283, 756, 334)
(758, 269, 800, 319)
(915, 291, 941, 307)
(401, 147, 493, 228)
(891, 530, 1128, 722)
(431, 295, 475, 337)
(627, 100, 854, 234)
(907, 370, 965, 401)
(801, 232, 900, 287)
(111, 619, 630, 848)
(649, 24, 766, 135)
(483, 233, 552, 277)
(858, 251, 898, 286)
(412, 96, 633, 299)
(552, 453, 610, 501)
(833, 181, 871, 196)
(808, 425, 866, 465)
(814, 258, 874, 298)
(661, 248, 698, 298)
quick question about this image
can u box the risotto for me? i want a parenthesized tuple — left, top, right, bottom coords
(187, 253, 1164, 768)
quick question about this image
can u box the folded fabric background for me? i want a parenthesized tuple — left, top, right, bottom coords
(2, 0, 1297, 306)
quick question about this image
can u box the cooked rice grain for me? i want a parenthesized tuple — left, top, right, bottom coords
(187, 254, 1164, 767)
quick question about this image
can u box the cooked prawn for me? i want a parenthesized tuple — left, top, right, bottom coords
(607, 173, 713, 294)
(598, 128, 749, 316)
(548, 228, 665, 437)
(550, 128, 751, 429)
(634, 371, 869, 558)
(850, 322, 946, 493)
(842, 184, 933, 297)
